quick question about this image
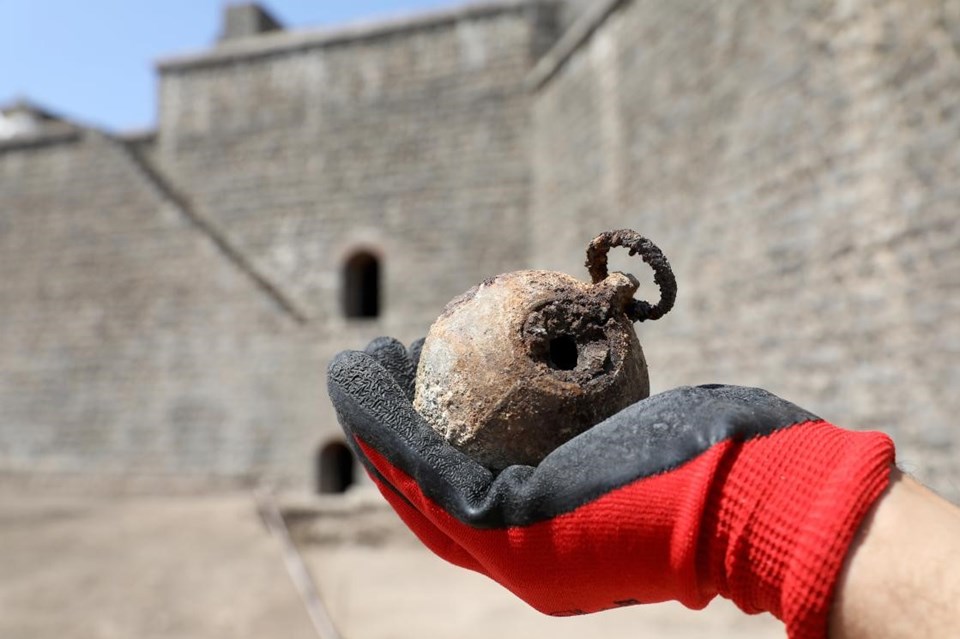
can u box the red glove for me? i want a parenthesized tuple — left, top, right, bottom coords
(328, 338, 895, 639)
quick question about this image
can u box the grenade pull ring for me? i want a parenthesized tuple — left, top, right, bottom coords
(585, 229, 677, 323)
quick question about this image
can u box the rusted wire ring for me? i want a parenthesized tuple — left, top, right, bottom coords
(585, 229, 677, 322)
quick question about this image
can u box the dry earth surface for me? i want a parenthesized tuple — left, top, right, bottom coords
(296, 488, 785, 639)
(0, 485, 785, 639)
(0, 487, 316, 639)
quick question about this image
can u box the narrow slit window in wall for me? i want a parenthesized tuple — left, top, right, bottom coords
(343, 251, 380, 318)
(317, 441, 355, 494)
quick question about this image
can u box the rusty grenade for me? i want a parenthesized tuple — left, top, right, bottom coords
(413, 230, 677, 470)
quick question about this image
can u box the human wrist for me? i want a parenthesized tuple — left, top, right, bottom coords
(829, 472, 960, 639)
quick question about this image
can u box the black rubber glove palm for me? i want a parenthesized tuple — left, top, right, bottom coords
(328, 337, 894, 639)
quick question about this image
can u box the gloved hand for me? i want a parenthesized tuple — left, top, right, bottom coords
(327, 337, 895, 639)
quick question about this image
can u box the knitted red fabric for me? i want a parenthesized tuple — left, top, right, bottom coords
(701, 422, 895, 639)
(357, 421, 894, 639)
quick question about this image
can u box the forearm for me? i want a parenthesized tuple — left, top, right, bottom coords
(829, 470, 960, 639)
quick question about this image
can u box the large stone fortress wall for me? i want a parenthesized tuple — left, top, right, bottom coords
(154, 2, 558, 327)
(531, 0, 960, 496)
(0, 1, 560, 490)
(0, 0, 957, 497)
(0, 128, 304, 482)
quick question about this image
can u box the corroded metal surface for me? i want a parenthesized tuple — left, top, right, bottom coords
(414, 270, 649, 470)
(586, 229, 677, 322)
(414, 230, 675, 470)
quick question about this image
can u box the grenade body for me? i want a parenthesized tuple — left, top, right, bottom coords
(413, 269, 649, 470)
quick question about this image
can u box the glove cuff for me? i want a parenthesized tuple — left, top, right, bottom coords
(701, 421, 895, 639)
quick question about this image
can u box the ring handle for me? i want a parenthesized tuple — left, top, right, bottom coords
(585, 229, 677, 322)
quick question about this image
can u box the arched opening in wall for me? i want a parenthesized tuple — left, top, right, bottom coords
(343, 251, 380, 319)
(316, 441, 355, 494)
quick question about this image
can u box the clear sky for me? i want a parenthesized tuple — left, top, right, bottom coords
(0, 1, 464, 132)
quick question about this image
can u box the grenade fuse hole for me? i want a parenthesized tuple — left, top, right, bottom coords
(549, 335, 579, 371)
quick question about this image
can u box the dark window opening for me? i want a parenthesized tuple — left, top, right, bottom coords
(343, 251, 380, 318)
(317, 442, 355, 494)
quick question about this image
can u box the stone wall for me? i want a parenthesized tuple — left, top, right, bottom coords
(0, 131, 323, 486)
(0, 2, 562, 489)
(155, 3, 559, 330)
(0, 0, 957, 496)
(531, 0, 960, 498)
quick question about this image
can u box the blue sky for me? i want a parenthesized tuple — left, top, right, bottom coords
(0, 1, 463, 132)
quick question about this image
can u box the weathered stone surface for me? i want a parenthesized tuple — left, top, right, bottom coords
(0, 4, 563, 488)
(530, 0, 960, 499)
(0, 0, 957, 498)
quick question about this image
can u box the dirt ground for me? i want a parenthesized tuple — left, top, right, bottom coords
(295, 489, 785, 639)
(305, 544, 785, 639)
(0, 486, 784, 639)
(0, 488, 316, 639)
